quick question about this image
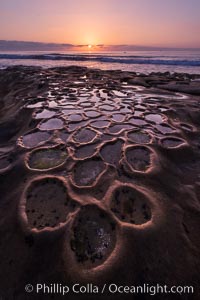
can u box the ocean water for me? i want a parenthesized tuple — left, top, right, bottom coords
(0, 50, 200, 74)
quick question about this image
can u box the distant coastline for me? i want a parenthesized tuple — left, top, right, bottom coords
(0, 40, 200, 52)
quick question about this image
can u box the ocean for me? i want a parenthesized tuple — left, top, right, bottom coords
(0, 50, 200, 74)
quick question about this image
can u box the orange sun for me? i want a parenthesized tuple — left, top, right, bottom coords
(88, 44, 92, 49)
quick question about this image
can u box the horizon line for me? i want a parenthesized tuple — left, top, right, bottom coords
(0, 39, 200, 50)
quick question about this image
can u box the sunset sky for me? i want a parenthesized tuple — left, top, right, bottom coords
(0, 0, 200, 48)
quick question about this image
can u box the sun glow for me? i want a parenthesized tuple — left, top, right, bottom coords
(88, 44, 92, 49)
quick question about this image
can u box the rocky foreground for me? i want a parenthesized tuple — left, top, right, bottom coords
(0, 66, 200, 299)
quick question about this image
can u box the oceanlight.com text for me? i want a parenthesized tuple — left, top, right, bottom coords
(24, 283, 194, 296)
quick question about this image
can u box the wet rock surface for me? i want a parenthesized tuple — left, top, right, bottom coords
(110, 185, 152, 225)
(0, 66, 200, 299)
(24, 176, 77, 230)
(70, 205, 116, 268)
(26, 146, 67, 170)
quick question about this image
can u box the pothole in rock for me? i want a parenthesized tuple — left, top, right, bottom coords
(80, 102, 92, 108)
(135, 104, 146, 110)
(20, 131, 51, 148)
(161, 137, 186, 148)
(112, 90, 127, 97)
(100, 104, 115, 112)
(27, 147, 67, 170)
(109, 124, 133, 134)
(39, 118, 64, 130)
(125, 146, 152, 172)
(91, 120, 110, 129)
(100, 140, 123, 166)
(112, 114, 125, 122)
(62, 109, 82, 116)
(25, 177, 78, 230)
(70, 205, 116, 268)
(155, 124, 176, 134)
(34, 109, 56, 119)
(68, 114, 83, 122)
(145, 114, 163, 124)
(127, 130, 152, 144)
(72, 158, 106, 186)
(84, 110, 100, 118)
(79, 93, 91, 97)
(74, 144, 97, 159)
(110, 185, 152, 225)
(128, 118, 147, 126)
(73, 128, 97, 144)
